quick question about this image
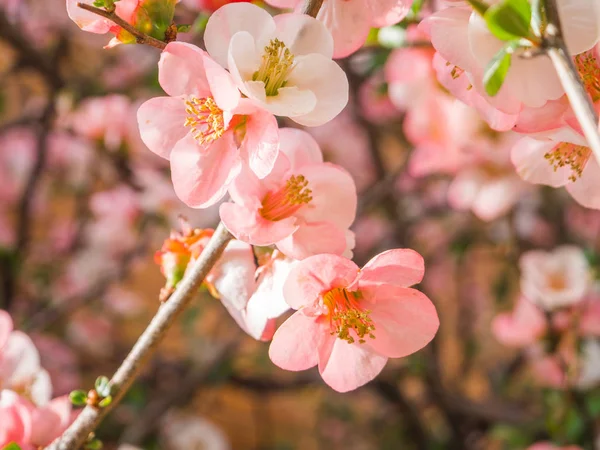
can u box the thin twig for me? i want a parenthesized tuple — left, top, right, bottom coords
(302, 0, 324, 18)
(46, 223, 233, 450)
(76, 3, 167, 50)
(542, 0, 600, 165)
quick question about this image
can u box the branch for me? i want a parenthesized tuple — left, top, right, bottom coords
(302, 0, 323, 18)
(76, 3, 167, 50)
(46, 223, 233, 450)
(542, 0, 600, 166)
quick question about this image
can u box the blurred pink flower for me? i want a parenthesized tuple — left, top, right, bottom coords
(219, 128, 357, 260)
(204, 3, 348, 125)
(265, 0, 411, 58)
(269, 249, 439, 392)
(67, 311, 114, 357)
(491, 297, 547, 347)
(138, 41, 279, 208)
(528, 442, 583, 450)
(520, 246, 591, 311)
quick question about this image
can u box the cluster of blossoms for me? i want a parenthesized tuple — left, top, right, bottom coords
(0, 312, 73, 448)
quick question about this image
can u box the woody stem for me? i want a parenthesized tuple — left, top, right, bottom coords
(45, 223, 233, 450)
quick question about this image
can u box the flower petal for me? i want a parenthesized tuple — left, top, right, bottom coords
(273, 13, 334, 58)
(205, 2, 276, 68)
(283, 254, 359, 309)
(269, 310, 322, 371)
(137, 97, 187, 159)
(287, 54, 348, 126)
(276, 221, 348, 260)
(358, 249, 425, 288)
(511, 137, 571, 187)
(566, 157, 600, 209)
(278, 127, 323, 167)
(242, 107, 279, 179)
(363, 285, 439, 358)
(317, 0, 372, 59)
(159, 42, 213, 98)
(170, 132, 241, 208)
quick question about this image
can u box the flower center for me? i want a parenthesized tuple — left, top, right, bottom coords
(184, 97, 225, 145)
(548, 272, 566, 291)
(322, 288, 376, 344)
(575, 52, 600, 102)
(252, 38, 295, 97)
(544, 142, 592, 182)
(259, 174, 312, 221)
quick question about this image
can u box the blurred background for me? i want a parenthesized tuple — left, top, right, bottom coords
(1, 0, 600, 449)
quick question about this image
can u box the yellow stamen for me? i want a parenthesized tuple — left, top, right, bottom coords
(575, 52, 600, 102)
(184, 97, 225, 144)
(544, 142, 592, 182)
(322, 288, 375, 344)
(252, 38, 295, 96)
(259, 174, 312, 221)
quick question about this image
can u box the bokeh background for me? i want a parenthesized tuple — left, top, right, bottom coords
(1, 0, 600, 449)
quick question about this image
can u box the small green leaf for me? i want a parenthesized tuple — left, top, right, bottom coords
(484, 0, 532, 41)
(176, 24, 192, 33)
(483, 45, 513, 96)
(98, 395, 112, 408)
(467, 0, 490, 15)
(95, 376, 111, 398)
(84, 439, 104, 450)
(69, 389, 87, 406)
(2, 443, 22, 450)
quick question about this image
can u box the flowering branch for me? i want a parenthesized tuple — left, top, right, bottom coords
(46, 223, 233, 450)
(76, 2, 167, 50)
(302, 0, 323, 18)
(541, 0, 600, 165)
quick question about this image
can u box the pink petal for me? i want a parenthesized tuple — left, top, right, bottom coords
(219, 202, 299, 246)
(0, 310, 13, 350)
(205, 2, 276, 68)
(273, 13, 334, 58)
(67, 0, 112, 33)
(511, 137, 571, 187)
(491, 297, 546, 347)
(317, 0, 372, 59)
(358, 249, 425, 289)
(559, 0, 600, 55)
(318, 334, 388, 392)
(269, 311, 322, 371)
(362, 285, 439, 358)
(170, 132, 241, 208)
(276, 221, 349, 260)
(283, 254, 359, 309)
(287, 54, 348, 126)
(242, 107, 279, 179)
(158, 42, 213, 98)
(278, 128, 323, 167)
(295, 163, 357, 229)
(30, 396, 72, 446)
(566, 158, 600, 209)
(203, 52, 241, 112)
(137, 97, 188, 159)
(368, 0, 411, 28)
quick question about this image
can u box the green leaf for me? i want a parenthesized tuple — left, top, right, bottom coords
(484, 0, 532, 41)
(176, 24, 192, 33)
(483, 45, 513, 96)
(84, 439, 104, 450)
(2, 443, 22, 450)
(467, 0, 490, 15)
(98, 395, 112, 408)
(69, 389, 87, 406)
(95, 376, 111, 398)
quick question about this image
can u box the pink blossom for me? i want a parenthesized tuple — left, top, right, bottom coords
(528, 443, 583, 450)
(491, 297, 547, 347)
(269, 249, 439, 392)
(160, 412, 230, 450)
(138, 41, 279, 208)
(67, 311, 114, 357)
(512, 127, 600, 210)
(0, 390, 72, 449)
(67, 0, 141, 48)
(219, 128, 357, 260)
(358, 73, 399, 124)
(70, 95, 139, 151)
(204, 3, 348, 126)
(264, 0, 411, 58)
(422, 2, 600, 109)
(0, 311, 52, 407)
(0, 128, 36, 205)
(182, 0, 251, 12)
(520, 246, 591, 311)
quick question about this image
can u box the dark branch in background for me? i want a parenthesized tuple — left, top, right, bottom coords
(76, 3, 167, 50)
(46, 223, 233, 450)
